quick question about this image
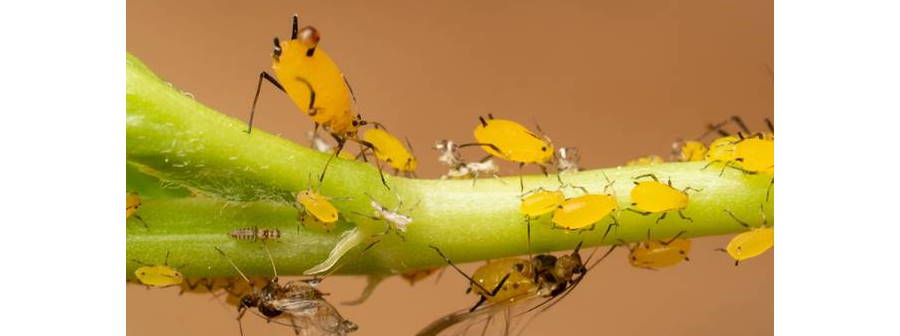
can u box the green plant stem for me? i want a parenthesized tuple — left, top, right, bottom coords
(126, 53, 774, 279)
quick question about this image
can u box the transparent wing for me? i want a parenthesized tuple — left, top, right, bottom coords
(416, 295, 559, 336)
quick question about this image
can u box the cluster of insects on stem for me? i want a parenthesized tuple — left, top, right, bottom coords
(127, 13, 774, 336)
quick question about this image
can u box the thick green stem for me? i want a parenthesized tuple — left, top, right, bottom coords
(126, 53, 773, 279)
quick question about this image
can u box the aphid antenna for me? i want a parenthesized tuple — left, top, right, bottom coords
(730, 115, 752, 135)
(633, 173, 659, 182)
(214, 247, 251, 284)
(427, 245, 496, 297)
(723, 209, 751, 229)
(261, 244, 279, 280)
(342, 74, 358, 103)
(759, 203, 771, 228)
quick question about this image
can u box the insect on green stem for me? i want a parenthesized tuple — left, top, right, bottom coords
(126, 53, 773, 279)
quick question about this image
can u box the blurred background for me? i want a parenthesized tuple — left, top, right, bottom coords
(127, 0, 772, 335)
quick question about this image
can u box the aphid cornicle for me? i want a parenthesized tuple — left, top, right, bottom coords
(719, 208, 774, 266)
(628, 174, 700, 223)
(132, 251, 184, 288)
(363, 127, 417, 175)
(228, 227, 282, 242)
(215, 247, 358, 336)
(626, 230, 691, 270)
(419, 243, 617, 336)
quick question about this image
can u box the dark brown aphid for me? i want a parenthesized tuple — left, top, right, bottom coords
(228, 227, 282, 242)
(215, 247, 358, 336)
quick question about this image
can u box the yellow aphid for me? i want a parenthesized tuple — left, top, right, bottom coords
(552, 194, 618, 231)
(364, 128, 417, 173)
(629, 174, 699, 223)
(675, 141, 708, 162)
(625, 155, 664, 166)
(135, 265, 183, 287)
(519, 190, 566, 218)
(722, 209, 774, 265)
(705, 136, 739, 163)
(126, 193, 141, 218)
(732, 137, 774, 175)
(473, 115, 553, 165)
(248, 15, 384, 185)
(271, 18, 355, 136)
(627, 231, 691, 269)
(296, 189, 340, 226)
(469, 258, 535, 303)
(133, 252, 183, 288)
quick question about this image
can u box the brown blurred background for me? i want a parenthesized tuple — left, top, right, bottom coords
(127, 0, 773, 335)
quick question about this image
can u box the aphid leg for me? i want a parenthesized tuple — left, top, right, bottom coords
(625, 208, 652, 217)
(662, 231, 688, 245)
(731, 116, 751, 135)
(765, 117, 774, 133)
(765, 177, 774, 202)
(633, 173, 659, 182)
(600, 216, 620, 243)
(519, 163, 526, 192)
(353, 138, 390, 190)
(526, 217, 533, 261)
(247, 71, 285, 133)
(655, 212, 668, 224)
(682, 186, 703, 194)
(677, 210, 693, 222)
(291, 318, 301, 336)
(133, 214, 149, 228)
(428, 245, 496, 296)
(469, 273, 511, 312)
(318, 135, 346, 184)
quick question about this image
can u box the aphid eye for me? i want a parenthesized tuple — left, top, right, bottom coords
(541, 146, 547, 151)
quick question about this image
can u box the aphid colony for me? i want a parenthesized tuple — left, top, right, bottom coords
(127, 14, 773, 336)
